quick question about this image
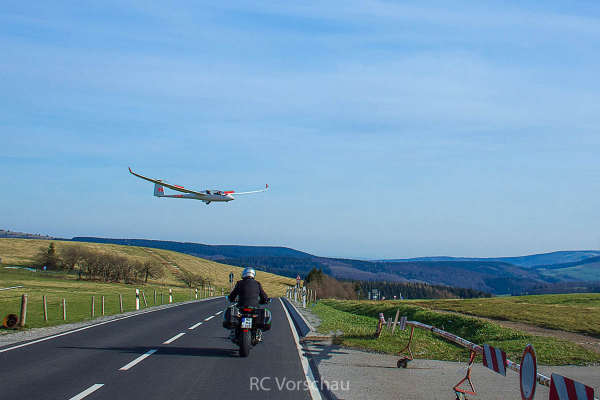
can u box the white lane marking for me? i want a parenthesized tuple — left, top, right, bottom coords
(189, 322, 203, 330)
(163, 332, 186, 344)
(214, 311, 223, 315)
(119, 349, 157, 371)
(69, 383, 104, 400)
(280, 299, 322, 400)
(0, 297, 223, 354)
(204, 315, 215, 321)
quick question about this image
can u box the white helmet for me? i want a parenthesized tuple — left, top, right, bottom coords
(241, 267, 256, 279)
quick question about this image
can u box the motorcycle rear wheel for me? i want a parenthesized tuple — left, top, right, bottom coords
(239, 330, 252, 357)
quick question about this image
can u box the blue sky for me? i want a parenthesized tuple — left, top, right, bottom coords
(1, 1, 599, 259)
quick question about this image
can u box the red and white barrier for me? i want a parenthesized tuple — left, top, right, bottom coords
(482, 344, 507, 377)
(550, 373, 595, 400)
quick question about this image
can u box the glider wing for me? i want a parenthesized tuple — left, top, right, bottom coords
(129, 168, 205, 196)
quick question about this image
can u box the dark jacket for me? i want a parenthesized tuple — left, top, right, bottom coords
(228, 278, 269, 307)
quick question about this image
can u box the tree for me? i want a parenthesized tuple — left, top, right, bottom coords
(180, 271, 205, 288)
(59, 244, 86, 272)
(354, 282, 362, 298)
(35, 242, 61, 270)
(304, 267, 325, 285)
(135, 260, 164, 282)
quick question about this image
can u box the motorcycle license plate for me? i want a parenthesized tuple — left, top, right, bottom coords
(241, 317, 253, 328)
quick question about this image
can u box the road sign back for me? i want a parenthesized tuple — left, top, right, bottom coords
(550, 373, 595, 400)
(520, 344, 537, 400)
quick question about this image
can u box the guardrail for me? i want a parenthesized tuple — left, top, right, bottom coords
(376, 311, 597, 400)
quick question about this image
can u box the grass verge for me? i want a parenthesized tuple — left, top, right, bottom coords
(311, 300, 600, 366)
(405, 294, 600, 337)
(0, 268, 218, 331)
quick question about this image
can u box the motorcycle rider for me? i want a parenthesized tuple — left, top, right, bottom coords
(227, 267, 270, 344)
(228, 267, 269, 307)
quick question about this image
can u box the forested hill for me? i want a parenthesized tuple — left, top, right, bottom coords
(71, 237, 313, 259)
(67, 236, 600, 295)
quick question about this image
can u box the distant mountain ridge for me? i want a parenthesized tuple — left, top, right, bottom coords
(71, 237, 313, 259)
(381, 251, 600, 268)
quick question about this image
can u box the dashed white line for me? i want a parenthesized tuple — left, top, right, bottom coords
(189, 322, 203, 330)
(163, 332, 186, 344)
(214, 311, 223, 315)
(119, 349, 157, 371)
(69, 383, 104, 400)
(204, 315, 215, 321)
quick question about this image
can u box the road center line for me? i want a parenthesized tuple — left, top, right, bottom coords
(119, 349, 157, 371)
(214, 311, 223, 315)
(204, 315, 215, 321)
(69, 383, 104, 400)
(189, 322, 203, 330)
(163, 332, 186, 344)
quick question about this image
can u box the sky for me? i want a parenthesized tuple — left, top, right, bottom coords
(1, 1, 600, 259)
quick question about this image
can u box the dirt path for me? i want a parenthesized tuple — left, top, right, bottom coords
(433, 309, 600, 355)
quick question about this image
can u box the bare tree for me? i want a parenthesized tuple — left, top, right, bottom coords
(180, 271, 205, 288)
(59, 244, 86, 272)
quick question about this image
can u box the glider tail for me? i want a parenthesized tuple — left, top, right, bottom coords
(154, 182, 166, 197)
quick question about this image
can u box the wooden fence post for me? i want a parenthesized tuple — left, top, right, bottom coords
(43, 295, 48, 322)
(102, 296, 105, 316)
(91, 296, 95, 317)
(142, 292, 147, 307)
(19, 294, 28, 327)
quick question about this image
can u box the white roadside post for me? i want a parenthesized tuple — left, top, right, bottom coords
(169, 288, 173, 303)
(195, 288, 198, 299)
(302, 286, 307, 308)
(135, 289, 140, 311)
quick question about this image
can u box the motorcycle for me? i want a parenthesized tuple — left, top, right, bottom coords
(222, 299, 272, 357)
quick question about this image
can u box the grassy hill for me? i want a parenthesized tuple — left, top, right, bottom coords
(0, 238, 295, 296)
(405, 293, 600, 336)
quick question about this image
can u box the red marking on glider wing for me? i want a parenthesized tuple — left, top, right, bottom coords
(174, 185, 184, 189)
(224, 191, 234, 194)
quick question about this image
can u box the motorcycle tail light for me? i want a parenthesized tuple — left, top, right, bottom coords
(242, 308, 253, 312)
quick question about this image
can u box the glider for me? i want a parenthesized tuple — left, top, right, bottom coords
(129, 168, 268, 205)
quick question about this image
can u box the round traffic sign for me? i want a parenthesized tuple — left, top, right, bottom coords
(520, 344, 537, 400)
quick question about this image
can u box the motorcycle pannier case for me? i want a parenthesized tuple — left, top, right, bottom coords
(256, 308, 272, 331)
(222, 305, 240, 329)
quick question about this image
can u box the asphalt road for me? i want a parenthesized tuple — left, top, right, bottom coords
(0, 298, 315, 399)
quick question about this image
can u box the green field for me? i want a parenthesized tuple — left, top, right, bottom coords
(404, 294, 600, 336)
(0, 268, 203, 329)
(0, 238, 295, 330)
(312, 299, 600, 366)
